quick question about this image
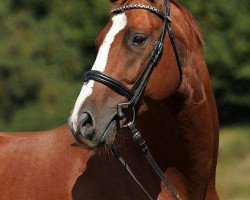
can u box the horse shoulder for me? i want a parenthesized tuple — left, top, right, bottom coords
(0, 126, 93, 200)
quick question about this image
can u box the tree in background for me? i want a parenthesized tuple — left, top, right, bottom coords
(0, 0, 109, 130)
(180, 0, 250, 124)
(0, 0, 249, 131)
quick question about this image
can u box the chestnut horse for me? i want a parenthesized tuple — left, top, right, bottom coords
(0, 0, 219, 199)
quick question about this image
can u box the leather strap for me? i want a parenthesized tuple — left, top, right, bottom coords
(168, 27, 183, 86)
(111, 146, 154, 200)
(84, 70, 132, 100)
(111, 4, 170, 21)
(127, 122, 182, 200)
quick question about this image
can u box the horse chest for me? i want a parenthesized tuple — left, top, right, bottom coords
(0, 133, 90, 200)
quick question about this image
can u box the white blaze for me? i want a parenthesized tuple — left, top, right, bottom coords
(70, 13, 127, 131)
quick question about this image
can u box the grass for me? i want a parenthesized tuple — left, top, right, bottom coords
(217, 125, 250, 200)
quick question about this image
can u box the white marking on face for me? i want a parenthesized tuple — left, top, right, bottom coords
(70, 13, 127, 131)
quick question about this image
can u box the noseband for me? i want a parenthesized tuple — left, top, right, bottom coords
(79, 1, 182, 199)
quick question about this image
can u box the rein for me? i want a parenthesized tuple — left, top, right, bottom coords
(79, 1, 183, 199)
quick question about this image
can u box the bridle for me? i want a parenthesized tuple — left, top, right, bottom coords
(75, 0, 183, 199)
(83, 1, 182, 129)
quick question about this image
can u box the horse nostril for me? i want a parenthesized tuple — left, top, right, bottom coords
(78, 112, 95, 141)
(78, 113, 89, 124)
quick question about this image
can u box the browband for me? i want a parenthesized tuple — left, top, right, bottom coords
(111, 4, 171, 22)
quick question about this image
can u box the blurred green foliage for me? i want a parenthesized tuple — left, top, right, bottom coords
(0, 0, 249, 131)
(0, 0, 110, 131)
(181, 0, 250, 124)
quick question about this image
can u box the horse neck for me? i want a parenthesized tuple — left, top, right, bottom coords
(134, 46, 219, 172)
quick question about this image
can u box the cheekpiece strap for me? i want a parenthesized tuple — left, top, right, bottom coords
(111, 4, 171, 22)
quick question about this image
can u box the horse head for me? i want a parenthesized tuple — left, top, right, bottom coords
(68, 0, 185, 148)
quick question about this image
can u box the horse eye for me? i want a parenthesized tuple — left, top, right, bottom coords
(133, 34, 147, 46)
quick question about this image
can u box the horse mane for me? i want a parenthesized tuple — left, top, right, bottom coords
(170, 0, 204, 47)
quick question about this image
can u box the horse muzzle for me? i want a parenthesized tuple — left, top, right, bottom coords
(68, 110, 118, 148)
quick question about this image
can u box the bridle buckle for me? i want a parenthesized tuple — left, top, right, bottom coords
(117, 102, 136, 128)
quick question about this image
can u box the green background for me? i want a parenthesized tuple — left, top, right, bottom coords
(0, 1, 249, 199)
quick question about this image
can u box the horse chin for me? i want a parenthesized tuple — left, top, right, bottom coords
(78, 120, 118, 149)
(98, 120, 118, 147)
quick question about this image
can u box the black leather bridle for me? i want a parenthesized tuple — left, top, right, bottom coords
(83, 1, 182, 128)
(78, 1, 183, 199)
